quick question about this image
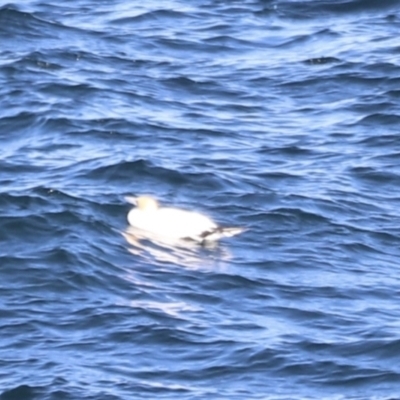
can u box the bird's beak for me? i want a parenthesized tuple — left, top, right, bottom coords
(125, 196, 137, 206)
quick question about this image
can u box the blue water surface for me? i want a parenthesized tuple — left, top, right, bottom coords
(1, 1, 400, 399)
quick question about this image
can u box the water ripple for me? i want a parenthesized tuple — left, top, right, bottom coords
(1, 0, 400, 399)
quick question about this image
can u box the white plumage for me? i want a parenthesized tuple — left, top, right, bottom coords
(126, 196, 244, 243)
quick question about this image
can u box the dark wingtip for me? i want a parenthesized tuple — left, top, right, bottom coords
(199, 226, 246, 242)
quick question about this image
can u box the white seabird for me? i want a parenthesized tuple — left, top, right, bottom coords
(126, 195, 245, 244)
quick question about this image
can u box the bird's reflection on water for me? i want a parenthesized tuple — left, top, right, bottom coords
(122, 226, 232, 270)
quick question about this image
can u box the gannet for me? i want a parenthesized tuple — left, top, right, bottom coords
(126, 196, 245, 244)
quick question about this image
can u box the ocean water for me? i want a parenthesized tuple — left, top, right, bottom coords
(1, 1, 400, 399)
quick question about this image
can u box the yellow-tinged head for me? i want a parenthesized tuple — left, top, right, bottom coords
(136, 196, 159, 211)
